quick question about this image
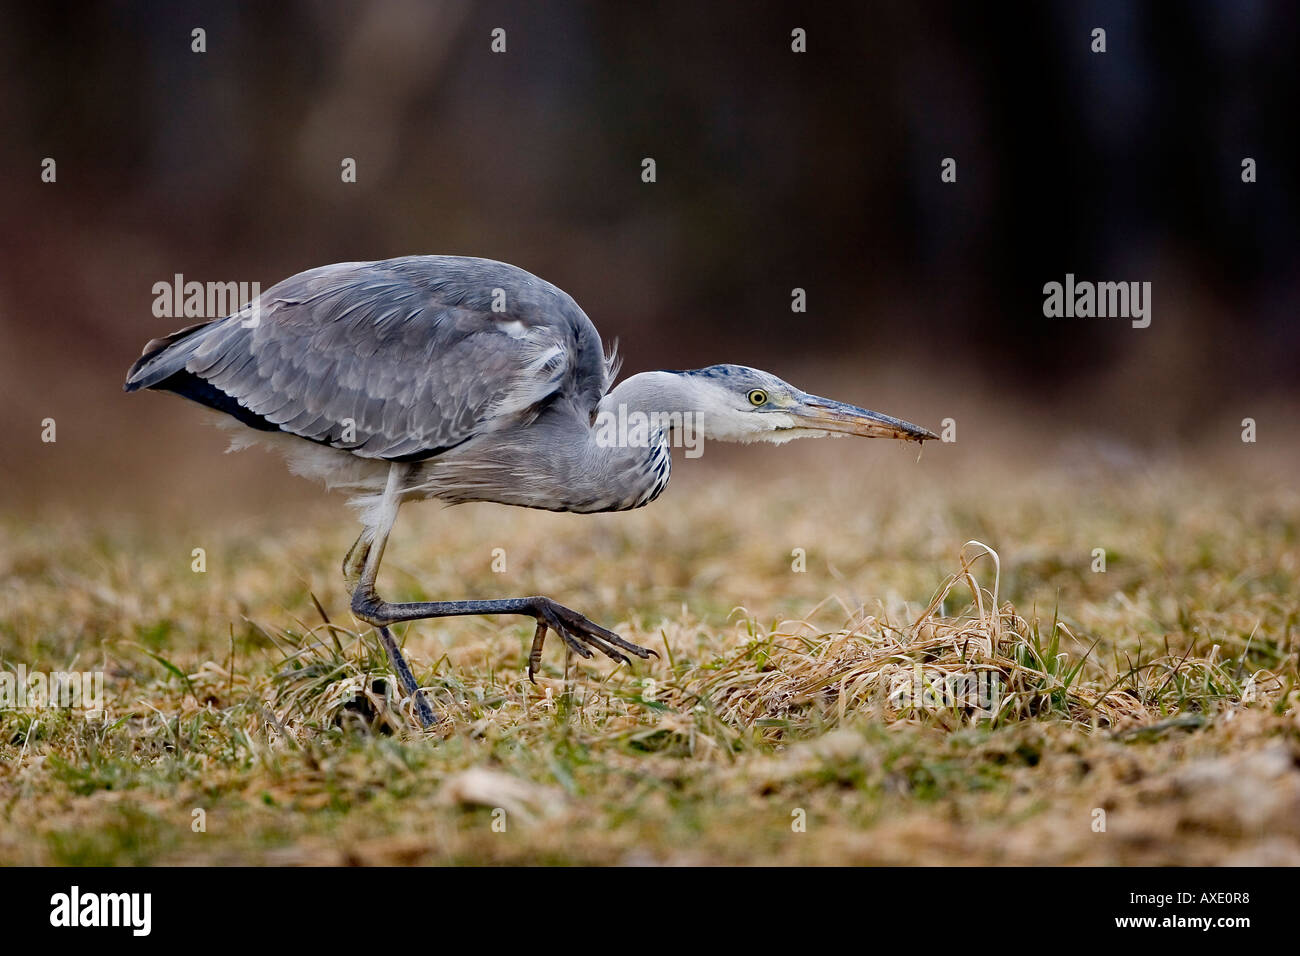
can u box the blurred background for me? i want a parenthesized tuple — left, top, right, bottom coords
(1, 0, 1297, 512)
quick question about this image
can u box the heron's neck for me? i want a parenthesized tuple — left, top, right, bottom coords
(599, 370, 753, 445)
(598, 371, 702, 423)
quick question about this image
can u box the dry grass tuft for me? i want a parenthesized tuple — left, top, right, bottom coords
(618, 541, 1283, 744)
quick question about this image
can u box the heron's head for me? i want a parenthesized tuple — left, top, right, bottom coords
(670, 365, 938, 445)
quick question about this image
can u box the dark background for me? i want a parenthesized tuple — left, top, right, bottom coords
(1, 1, 1296, 502)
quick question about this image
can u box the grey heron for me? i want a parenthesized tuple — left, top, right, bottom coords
(125, 255, 936, 728)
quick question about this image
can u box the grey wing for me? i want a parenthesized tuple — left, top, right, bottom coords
(124, 256, 611, 460)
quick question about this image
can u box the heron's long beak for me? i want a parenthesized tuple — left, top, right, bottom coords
(792, 394, 938, 441)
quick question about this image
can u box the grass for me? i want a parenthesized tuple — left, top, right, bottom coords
(1, 438, 1298, 865)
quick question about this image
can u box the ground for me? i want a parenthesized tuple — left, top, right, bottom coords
(2, 428, 1298, 865)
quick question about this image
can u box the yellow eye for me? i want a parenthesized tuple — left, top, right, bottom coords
(747, 389, 768, 407)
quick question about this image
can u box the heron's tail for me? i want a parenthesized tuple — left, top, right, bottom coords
(123, 320, 215, 392)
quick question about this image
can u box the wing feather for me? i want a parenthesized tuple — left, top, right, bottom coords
(125, 256, 610, 462)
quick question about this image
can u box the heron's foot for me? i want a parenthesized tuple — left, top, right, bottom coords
(526, 597, 657, 683)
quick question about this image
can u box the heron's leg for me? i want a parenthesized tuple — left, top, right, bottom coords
(350, 466, 656, 695)
(348, 465, 437, 729)
(373, 625, 435, 727)
(342, 530, 371, 591)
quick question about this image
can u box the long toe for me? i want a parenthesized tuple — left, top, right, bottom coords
(572, 629, 632, 667)
(548, 603, 658, 660)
